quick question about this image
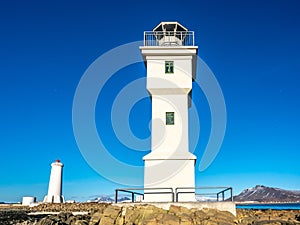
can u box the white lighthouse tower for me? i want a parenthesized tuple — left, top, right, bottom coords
(140, 22, 198, 202)
(43, 159, 64, 203)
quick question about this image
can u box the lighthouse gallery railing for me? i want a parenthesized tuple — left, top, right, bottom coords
(144, 31, 195, 46)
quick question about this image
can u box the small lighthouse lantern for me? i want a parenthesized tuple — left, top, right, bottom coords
(144, 22, 194, 47)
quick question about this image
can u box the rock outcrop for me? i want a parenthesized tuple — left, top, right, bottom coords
(236, 208, 300, 224)
(0, 203, 299, 225)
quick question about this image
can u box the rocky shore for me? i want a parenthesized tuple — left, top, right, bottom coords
(0, 203, 299, 225)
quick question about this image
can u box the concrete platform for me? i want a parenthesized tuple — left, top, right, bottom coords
(114, 201, 236, 216)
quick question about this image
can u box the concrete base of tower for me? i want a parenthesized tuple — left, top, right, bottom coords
(143, 153, 196, 202)
(43, 195, 65, 203)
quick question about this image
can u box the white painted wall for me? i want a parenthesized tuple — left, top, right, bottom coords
(140, 45, 198, 202)
(22, 196, 36, 206)
(146, 56, 192, 94)
(144, 159, 196, 202)
(145, 94, 189, 158)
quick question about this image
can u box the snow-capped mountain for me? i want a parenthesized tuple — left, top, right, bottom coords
(88, 195, 131, 203)
(234, 185, 300, 202)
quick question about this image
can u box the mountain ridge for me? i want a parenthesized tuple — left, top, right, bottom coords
(87, 194, 131, 203)
(234, 185, 300, 203)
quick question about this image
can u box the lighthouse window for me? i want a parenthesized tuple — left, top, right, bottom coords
(166, 112, 174, 125)
(165, 61, 174, 74)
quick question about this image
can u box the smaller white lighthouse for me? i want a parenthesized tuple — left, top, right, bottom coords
(43, 159, 64, 203)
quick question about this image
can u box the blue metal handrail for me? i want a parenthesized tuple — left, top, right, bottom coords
(115, 187, 174, 203)
(175, 186, 233, 202)
(115, 186, 233, 203)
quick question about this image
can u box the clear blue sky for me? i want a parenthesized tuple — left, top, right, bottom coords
(0, 0, 299, 202)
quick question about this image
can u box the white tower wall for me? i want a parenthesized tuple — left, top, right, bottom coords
(146, 55, 193, 92)
(150, 94, 188, 154)
(43, 160, 64, 203)
(140, 27, 198, 202)
(144, 159, 195, 202)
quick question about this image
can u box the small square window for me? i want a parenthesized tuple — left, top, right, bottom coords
(165, 61, 174, 74)
(166, 112, 174, 125)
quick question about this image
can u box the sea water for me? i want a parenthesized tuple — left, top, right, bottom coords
(236, 203, 300, 210)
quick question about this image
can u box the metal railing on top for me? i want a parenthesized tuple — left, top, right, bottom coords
(144, 31, 195, 46)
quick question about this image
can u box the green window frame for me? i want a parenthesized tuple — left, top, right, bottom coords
(165, 61, 174, 74)
(166, 112, 174, 125)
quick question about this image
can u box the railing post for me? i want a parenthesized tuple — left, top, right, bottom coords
(115, 189, 118, 203)
(230, 188, 233, 202)
(131, 192, 134, 203)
